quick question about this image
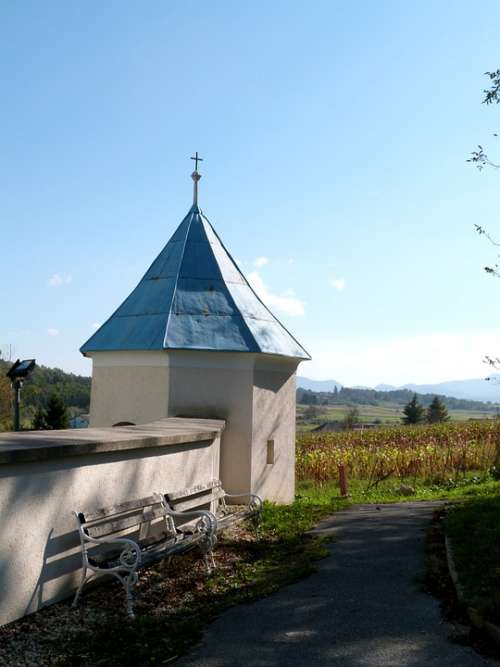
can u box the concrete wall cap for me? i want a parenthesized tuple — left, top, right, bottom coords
(0, 417, 226, 465)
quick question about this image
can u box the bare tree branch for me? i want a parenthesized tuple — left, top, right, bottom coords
(474, 226, 500, 276)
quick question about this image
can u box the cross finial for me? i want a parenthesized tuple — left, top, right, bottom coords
(190, 152, 203, 205)
(191, 151, 203, 172)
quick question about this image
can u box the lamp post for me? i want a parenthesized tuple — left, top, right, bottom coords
(6, 359, 36, 431)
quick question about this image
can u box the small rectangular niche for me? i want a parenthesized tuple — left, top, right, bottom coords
(266, 439, 275, 465)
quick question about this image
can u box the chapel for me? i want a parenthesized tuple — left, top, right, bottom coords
(81, 157, 310, 502)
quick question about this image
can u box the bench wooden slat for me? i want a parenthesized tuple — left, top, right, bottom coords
(166, 480, 221, 502)
(86, 505, 168, 538)
(83, 495, 161, 522)
(217, 508, 254, 526)
(169, 488, 225, 513)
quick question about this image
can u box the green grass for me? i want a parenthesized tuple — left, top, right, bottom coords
(299, 476, 500, 504)
(296, 403, 496, 431)
(445, 491, 500, 624)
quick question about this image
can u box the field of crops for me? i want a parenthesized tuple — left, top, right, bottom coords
(296, 421, 500, 484)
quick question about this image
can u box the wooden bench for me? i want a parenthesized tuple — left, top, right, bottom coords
(165, 480, 263, 533)
(73, 493, 217, 618)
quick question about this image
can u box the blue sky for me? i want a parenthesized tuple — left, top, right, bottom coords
(2, 1, 500, 386)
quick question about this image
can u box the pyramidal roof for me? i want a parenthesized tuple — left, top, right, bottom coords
(81, 186, 310, 360)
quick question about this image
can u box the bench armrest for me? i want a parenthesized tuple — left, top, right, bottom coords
(163, 506, 218, 536)
(73, 512, 142, 571)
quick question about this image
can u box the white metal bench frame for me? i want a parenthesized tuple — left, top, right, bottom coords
(165, 480, 263, 533)
(73, 492, 217, 618)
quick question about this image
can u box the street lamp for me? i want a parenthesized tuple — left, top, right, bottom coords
(6, 359, 36, 431)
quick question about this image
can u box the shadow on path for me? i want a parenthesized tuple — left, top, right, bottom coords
(179, 502, 494, 666)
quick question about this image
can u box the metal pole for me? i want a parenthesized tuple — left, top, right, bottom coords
(13, 380, 21, 431)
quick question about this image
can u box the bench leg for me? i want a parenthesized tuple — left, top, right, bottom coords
(116, 571, 138, 619)
(203, 551, 215, 574)
(72, 566, 88, 608)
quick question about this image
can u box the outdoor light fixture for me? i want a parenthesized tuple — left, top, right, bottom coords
(6, 359, 36, 431)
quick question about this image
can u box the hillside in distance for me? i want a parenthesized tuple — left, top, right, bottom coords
(397, 376, 500, 403)
(0, 359, 90, 407)
(298, 375, 500, 404)
(297, 385, 499, 414)
(296, 377, 342, 392)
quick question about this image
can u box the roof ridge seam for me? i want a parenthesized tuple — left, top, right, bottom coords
(199, 214, 262, 354)
(200, 212, 310, 360)
(163, 209, 197, 348)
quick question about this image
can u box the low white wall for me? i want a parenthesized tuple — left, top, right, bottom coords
(0, 419, 222, 627)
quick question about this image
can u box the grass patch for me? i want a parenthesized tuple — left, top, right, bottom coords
(296, 403, 496, 431)
(446, 494, 500, 624)
(298, 474, 500, 505)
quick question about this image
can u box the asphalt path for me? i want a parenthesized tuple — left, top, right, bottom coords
(179, 502, 495, 666)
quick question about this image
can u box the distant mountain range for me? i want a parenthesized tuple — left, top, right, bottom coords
(297, 375, 500, 403)
(296, 377, 343, 392)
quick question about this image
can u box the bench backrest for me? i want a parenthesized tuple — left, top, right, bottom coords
(165, 480, 225, 513)
(77, 494, 170, 539)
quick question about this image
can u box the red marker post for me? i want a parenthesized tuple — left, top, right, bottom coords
(338, 464, 349, 498)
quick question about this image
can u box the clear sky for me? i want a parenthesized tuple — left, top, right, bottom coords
(2, 1, 500, 387)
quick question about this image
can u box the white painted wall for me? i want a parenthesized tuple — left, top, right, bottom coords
(86, 350, 299, 503)
(0, 427, 221, 626)
(90, 351, 170, 426)
(251, 357, 297, 504)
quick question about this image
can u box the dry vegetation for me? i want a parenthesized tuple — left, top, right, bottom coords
(296, 421, 500, 485)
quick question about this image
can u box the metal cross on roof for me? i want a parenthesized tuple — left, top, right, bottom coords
(191, 152, 203, 171)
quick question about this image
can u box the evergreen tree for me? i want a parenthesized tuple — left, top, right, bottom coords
(0, 373, 11, 431)
(426, 395, 449, 423)
(44, 392, 69, 429)
(343, 406, 360, 430)
(32, 407, 47, 430)
(402, 394, 425, 425)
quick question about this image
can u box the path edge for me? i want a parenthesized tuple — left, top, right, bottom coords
(445, 531, 500, 644)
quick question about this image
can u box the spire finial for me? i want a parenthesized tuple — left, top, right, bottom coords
(190, 152, 203, 205)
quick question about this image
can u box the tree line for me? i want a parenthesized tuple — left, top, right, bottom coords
(296, 386, 498, 412)
(0, 358, 90, 431)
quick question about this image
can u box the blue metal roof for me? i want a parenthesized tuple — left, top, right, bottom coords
(81, 204, 310, 360)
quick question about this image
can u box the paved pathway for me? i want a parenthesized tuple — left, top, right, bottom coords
(179, 502, 495, 666)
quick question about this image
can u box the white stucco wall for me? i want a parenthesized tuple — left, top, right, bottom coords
(0, 420, 222, 627)
(86, 350, 300, 504)
(89, 352, 170, 426)
(167, 352, 255, 494)
(251, 358, 297, 504)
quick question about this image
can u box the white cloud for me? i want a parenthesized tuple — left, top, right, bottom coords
(48, 273, 72, 288)
(330, 277, 345, 291)
(47, 328, 60, 337)
(247, 271, 305, 317)
(302, 331, 500, 386)
(254, 256, 270, 268)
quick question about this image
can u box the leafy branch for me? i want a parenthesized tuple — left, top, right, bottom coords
(475, 225, 500, 276)
(483, 69, 500, 105)
(468, 71, 500, 170)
